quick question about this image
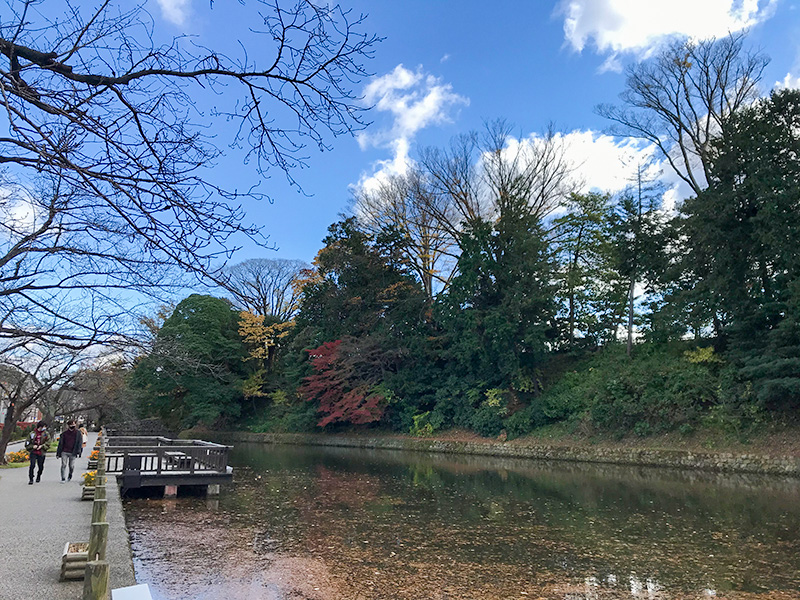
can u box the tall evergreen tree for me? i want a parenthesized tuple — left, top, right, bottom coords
(681, 89, 800, 409)
(436, 193, 557, 387)
(552, 192, 620, 349)
(608, 166, 669, 354)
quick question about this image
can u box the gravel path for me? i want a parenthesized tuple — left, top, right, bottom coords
(0, 432, 137, 599)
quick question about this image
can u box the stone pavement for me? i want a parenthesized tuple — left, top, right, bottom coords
(0, 432, 137, 600)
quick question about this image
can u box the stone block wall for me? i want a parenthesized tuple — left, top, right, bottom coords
(210, 432, 800, 477)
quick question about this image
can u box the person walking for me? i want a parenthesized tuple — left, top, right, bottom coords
(56, 419, 83, 483)
(79, 422, 88, 451)
(25, 421, 51, 485)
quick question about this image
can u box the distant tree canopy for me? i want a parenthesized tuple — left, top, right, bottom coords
(130, 295, 251, 429)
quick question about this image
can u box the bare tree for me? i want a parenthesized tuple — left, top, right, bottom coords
(597, 33, 768, 196)
(480, 120, 577, 222)
(354, 169, 458, 299)
(417, 131, 486, 241)
(0, 175, 185, 352)
(417, 120, 577, 241)
(223, 258, 309, 320)
(0, 343, 102, 462)
(45, 361, 133, 427)
(0, 0, 378, 351)
(354, 121, 577, 296)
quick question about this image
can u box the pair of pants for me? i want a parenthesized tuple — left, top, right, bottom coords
(60, 453, 77, 481)
(29, 454, 45, 482)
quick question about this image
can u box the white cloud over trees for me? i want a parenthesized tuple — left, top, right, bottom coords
(356, 65, 468, 194)
(558, 0, 777, 64)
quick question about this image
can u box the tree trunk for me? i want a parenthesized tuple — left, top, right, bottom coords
(0, 402, 20, 464)
(627, 277, 636, 357)
(568, 291, 575, 347)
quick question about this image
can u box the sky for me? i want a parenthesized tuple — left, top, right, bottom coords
(152, 0, 800, 266)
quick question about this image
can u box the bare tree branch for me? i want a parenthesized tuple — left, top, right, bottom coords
(597, 33, 768, 196)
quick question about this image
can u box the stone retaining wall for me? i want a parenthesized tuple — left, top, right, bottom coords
(211, 431, 800, 477)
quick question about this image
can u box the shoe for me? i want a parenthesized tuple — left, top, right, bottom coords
(60, 480, 66, 484)
(36, 477, 41, 483)
(28, 480, 33, 485)
(68, 475, 72, 481)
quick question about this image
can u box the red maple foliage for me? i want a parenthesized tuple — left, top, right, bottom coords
(299, 336, 399, 427)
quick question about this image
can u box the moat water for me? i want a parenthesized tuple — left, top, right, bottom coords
(123, 442, 800, 599)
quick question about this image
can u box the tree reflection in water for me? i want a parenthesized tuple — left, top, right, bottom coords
(124, 443, 800, 599)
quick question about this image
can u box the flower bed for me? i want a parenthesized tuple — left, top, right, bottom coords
(81, 470, 96, 501)
(82, 470, 97, 486)
(4, 449, 29, 463)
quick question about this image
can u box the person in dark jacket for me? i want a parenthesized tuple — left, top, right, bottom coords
(56, 419, 83, 483)
(24, 420, 51, 484)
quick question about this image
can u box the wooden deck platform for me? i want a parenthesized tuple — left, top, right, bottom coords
(105, 436, 233, 495)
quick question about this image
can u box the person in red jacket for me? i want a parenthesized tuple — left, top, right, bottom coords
(56, 419, 83, 483)
(25, 421, 51, 484)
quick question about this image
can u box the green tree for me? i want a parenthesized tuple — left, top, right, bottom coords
(680, 89, 800, 409)
(608, 166, 669, 354)
(130, 295, 250, 428)
(290, 218, 429, 429)
(296, 218, 427, 344)
(436, 198, 557, 388)
(552, 192, 620, 348)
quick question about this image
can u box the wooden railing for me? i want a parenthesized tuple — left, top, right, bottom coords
(105, 437, 230, 475)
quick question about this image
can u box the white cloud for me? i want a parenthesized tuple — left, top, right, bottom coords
(559, 130, 658, 194)
(355, 65, 468, 194)
(155, 0, 191, 26)
(558, 0, 777, 57)
(0, 185, 43, 237)
(775, 72, 800, 89)
(539, 130, 689, 212)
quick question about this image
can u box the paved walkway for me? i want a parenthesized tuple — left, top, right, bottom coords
(0, 432, 137, 599)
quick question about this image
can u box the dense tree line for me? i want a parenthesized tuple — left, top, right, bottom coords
(130, 35, 800, 439)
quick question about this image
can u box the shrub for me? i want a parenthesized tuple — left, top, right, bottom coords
(538, 343, 721, 436)
(470, 389, 510, 438)
(503, 402, 550, 439)
(10, 423, 33, 442)
(250, 402, 319, 433)
(470, 403, 505, 437)
(409, 411, 434, 437)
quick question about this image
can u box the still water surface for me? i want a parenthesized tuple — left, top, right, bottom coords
(124, 443, 800, 599)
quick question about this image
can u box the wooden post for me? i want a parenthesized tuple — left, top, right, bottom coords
(82, 560, 109, 600)
(87, 522, 109, 561)
(94, 485, 107, 500)
(91, 498, 107, 523)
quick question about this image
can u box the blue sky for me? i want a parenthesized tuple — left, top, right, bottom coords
(154, 0, 800, 265)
